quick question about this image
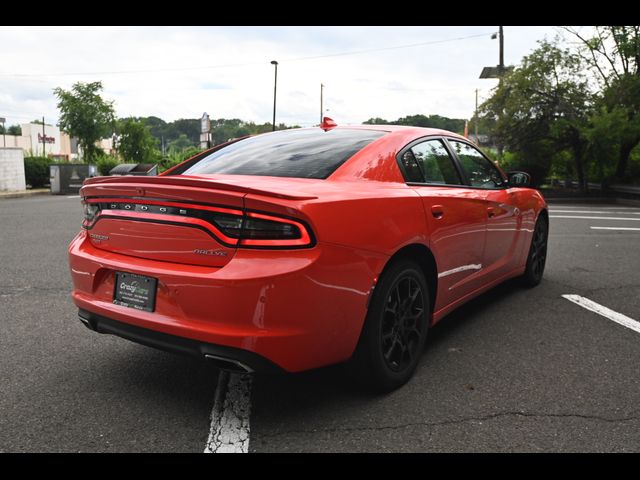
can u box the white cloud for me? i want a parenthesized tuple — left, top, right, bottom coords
(0, 26, 560, 129)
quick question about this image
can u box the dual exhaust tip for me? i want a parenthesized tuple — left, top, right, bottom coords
(79, 314, 254, 374)
(204, 354, 254, 374)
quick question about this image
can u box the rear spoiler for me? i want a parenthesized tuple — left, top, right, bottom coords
(81, 175, 317, 201)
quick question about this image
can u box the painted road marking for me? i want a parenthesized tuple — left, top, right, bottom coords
(562, 295, 640, 334)
(550, 210, 640, 215)
(66, 195, 80, 199)
(590, 226, 640, 231)
(549, 205, 640, 210)
(550, 215, 640, 221)
(204, 371, 253, 453)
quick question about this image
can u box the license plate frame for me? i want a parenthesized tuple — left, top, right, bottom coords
(113, 272, 158, 313)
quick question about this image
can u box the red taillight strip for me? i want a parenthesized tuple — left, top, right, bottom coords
(92, 210, 240, 245)
(85, 197, 243, 216)
(83, 198, 314, 249)
(239, 211, 312, 247)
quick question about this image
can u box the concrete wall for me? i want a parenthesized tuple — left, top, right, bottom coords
(0, 148, 26, 192)
(2, 134, 32, 150)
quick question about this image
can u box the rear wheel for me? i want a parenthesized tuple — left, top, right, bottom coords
(522, 214, 548, 287)
(350, 260, 430, 392)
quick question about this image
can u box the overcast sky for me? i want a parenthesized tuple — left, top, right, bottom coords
(0, 26, 562, 129)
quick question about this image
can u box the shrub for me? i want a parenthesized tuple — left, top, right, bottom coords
(158, 146, 203, 173)
(95, 155, 120, 176)
(24, 156, 53, 188)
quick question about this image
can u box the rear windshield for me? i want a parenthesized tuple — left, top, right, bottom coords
(183, 128, 385, 179)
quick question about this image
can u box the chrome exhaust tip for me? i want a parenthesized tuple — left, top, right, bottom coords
(204, 354, 254, 373)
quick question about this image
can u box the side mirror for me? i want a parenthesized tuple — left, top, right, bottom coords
(508, 171, 531, 187)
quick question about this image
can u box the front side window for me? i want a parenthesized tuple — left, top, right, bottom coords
(447, 139, 506, 189)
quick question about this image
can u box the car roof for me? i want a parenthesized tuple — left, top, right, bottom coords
(331, 124, 468, 141)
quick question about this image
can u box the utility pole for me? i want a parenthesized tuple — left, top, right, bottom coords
(270, 60, 278, 131)
(474, 89, 479, 145)
(320, 83, 324, 124)
(499, 26, 504, 72)
(479, 26, 510, 81)
(42, 116, 46, 157)
(1, 117, 5, 147)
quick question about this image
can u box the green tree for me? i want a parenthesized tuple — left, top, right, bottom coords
(53, 81, 116, 162)
(363, 114, 465, 134)
(480, 40, 593, 189)
(116, 118, 158, 163)
(564, 26, 640, 179)
(0, 124, 22, 135)
(167, 133, 195, 154)
(363, 117, 389, 125)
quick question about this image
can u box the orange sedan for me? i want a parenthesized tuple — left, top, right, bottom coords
(69, 124, 548, 391)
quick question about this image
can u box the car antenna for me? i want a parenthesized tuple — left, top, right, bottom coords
(320, 116, 337, 131)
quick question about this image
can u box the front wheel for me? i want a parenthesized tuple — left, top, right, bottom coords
(349, 260, 430, 392)
(522, 214, 548, 287)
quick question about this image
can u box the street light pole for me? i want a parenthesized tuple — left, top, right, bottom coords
(499, 26, 504, 71)
(320, 83, 324, 125)
(270, 60, 278, 132)
(475, 89, 479, 144)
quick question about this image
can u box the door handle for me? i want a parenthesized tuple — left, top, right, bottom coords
(487, 207, 496, 218)
(431, 205, 444, 219)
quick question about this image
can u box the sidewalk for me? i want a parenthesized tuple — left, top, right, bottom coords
(0, 188, 50, 199)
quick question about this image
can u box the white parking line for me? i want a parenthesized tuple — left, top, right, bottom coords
(549, 215, 640, 221)
(590, 226, 640, 231)
(204, 371, 252, 453)
(562, 294, 640, 334)
(550, 210, 640, 215)
(550, 205, 640, 210)
(66, 195, 80, 199)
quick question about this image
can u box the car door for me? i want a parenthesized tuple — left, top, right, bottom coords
(444, 139, 521, 280)
(397, 137, 488, 312)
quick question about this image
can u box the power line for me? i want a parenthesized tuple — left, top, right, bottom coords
(0, 31, 494, 79)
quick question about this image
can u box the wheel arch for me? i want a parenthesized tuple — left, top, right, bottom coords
(376, 243, 438, 317)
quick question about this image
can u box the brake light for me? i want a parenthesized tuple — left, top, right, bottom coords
(200, 211, 312, 247)
(238, 212, 312, 247)
(81, 199, 314, 248)
(82, 201, 99, 228)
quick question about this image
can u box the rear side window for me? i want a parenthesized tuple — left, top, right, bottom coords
(183, 128, 385, 179)
(447, 139, 506, 189)
(411, 139, 462, 185)
(398, 138, 462, 185)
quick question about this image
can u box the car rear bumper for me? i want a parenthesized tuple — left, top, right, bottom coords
(78, 308, 283, 373)
(69, 230, 388, 372)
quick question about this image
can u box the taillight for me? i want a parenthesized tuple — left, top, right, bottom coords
(82, 201, 99, 228)
(238, 212, 312, 247)
(211, 211, 312, 247)
(82, 199, 314, 248)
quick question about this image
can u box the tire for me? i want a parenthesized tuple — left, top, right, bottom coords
(521, 214, 549, 287)
(349, 259, 430, 392)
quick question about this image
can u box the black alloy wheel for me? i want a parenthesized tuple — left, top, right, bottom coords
(381, 276, 425, 373)
(522, 215, 548, 287)
(349, 259, 430, 392)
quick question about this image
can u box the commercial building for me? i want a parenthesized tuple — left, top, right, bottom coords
(2, 123, 114, 160)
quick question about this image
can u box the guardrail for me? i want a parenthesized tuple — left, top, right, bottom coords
(610, 184, 640, 195)
(543, 179, 640, 196)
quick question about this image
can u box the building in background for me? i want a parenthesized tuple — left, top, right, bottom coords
(1, 122, 114, 161)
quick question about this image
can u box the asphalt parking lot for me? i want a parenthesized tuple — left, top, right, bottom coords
(1, 194, 639, 452)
